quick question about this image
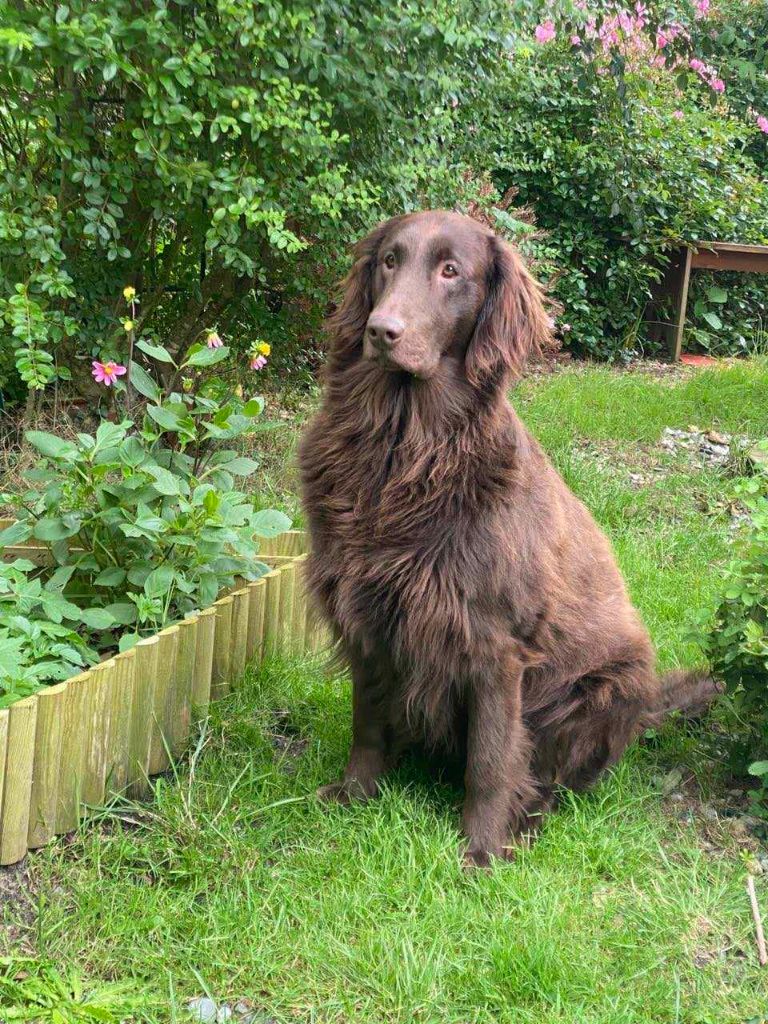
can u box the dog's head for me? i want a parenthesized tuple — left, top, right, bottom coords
(327, 210, 551, 388)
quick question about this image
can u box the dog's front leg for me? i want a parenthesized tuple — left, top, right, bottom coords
(462, 652, 534, 868)
(317, 648, 390, 805)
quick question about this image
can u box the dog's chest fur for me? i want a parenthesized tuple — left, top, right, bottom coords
(301, 392, 521, 681)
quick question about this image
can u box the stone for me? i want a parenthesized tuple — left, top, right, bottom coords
(187, 998, 218, 1024)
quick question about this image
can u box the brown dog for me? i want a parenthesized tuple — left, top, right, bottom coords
(299, 210, 714, 867)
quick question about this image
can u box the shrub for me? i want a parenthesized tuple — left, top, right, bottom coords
(701, 450, 768, 815)
(469, 34, 768, 359)
(0, 0, 510, 401)
(0, 558, 99, 708)
(0, 337, 289, 706)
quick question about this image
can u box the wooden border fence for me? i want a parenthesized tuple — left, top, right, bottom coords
(0, 530, 320, 866)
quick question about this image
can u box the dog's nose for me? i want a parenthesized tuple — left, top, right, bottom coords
(366, 314, 404, 351)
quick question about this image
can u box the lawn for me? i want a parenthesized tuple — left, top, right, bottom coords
(2, 361, 768, 1024)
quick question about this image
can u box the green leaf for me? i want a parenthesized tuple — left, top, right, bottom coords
(146, 464, 186, 496)
(219, 457, 260, 477)
(119, 435, 146, 468)
(129, 362, 161, 402)
(136, 339, 176, 365)
(94, 567, 127, 587)
(0, 521, 32, 547)
(119, 633, 140, 652)
(144, 564, 175, 598)
(748, 761, 768, 777)
(25, 431, 78, 460)
(45, 565, 76, 591)
(96, 421, 130, 450)
(702, 312, 722, 331)
(33, 517, 81, 542)
(184, 345, 230, 368)
(105, 602, 137, 625)
(147, 405, 184, 432)
(706, 286, 728, 304)
(251, 509, 291, 539)
(243, 398, 265, 416)
(80, 607, 117, 630)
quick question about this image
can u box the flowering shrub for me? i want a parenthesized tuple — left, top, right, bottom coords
(0, 0, 765, 389)
(464, 0, 768, 358)
(0, 337, 289, 705)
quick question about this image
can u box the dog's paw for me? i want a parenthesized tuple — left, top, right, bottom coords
(462, 845, 516, 871)
(316, 777, 377, 805)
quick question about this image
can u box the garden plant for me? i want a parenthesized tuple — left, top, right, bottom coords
(0, 1, 767, 1022)
(0, 325, 289, 708)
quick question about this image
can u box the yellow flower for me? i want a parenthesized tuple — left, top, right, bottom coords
(122, 318, 134, 332)
(123, 286, 136, 301)
(256, 342, 271, 356)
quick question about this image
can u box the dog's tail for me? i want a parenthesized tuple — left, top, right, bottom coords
(641, 669, 722, 730)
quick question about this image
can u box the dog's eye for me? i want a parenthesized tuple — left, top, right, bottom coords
(442, 262, 458, 279)
(383, 252, 396, 269)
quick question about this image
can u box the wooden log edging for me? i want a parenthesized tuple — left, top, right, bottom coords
(0, 531, 315, 866)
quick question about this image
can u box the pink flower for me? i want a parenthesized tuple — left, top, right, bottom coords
(695, 0, 710, 17)
(534, 20, 556, 44)
(656, 31, 668, 48)
(206, 331, 223, 349)
(690, 58, 705, 73)
(570, 34, 581, 46)
(757, 115, 768, 134)
(92, 361, 127, 387)
(673, 109, 684, 119)
(711, 78, 725, 93)
(250, 354, 267, 370)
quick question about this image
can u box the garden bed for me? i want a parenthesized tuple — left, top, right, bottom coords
(0, 529, 316, 866)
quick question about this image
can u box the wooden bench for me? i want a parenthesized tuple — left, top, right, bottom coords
(646, 241, 768, 361)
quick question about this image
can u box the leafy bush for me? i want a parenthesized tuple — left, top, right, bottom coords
(686, 273, 768, 356)
(0, 558, 98, 708)
(701, 450, 768, 815)
(0, 0, 510, 400)
(469, 28, 768, 359)
(0, 337, 289, 706)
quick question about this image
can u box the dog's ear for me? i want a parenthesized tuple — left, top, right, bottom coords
(465, 236, 551, 389)
(326, 216, 405, 366)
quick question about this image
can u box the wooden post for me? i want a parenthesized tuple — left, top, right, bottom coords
(292, 554, 308, 654)
(192, 607, 216, 719)
(277, 563, 296, 653)
(670, 247, 693, 362)
(27, 682, 67, 849)
(0, 710, 9, 856)
(171, 617, 197, 757)
(0, 696, 38, 865)
(645, 246, 692, 361)
(82, 660, 116, 808)
(211, 595, 234, 700)
(246, 578, 266, 662)
(128, 636, 160, 798)
(230, 587, 250, 683)
(262, 570, 281, 655)
(149, 626, 179, 775)
(55, 671, 90, 833)
(106, 650, 136, 798)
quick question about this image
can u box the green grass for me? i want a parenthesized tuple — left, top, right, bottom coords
(4, 361, 768, 1024)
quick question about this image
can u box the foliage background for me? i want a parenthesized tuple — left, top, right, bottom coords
(0, 0, 766, 393)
